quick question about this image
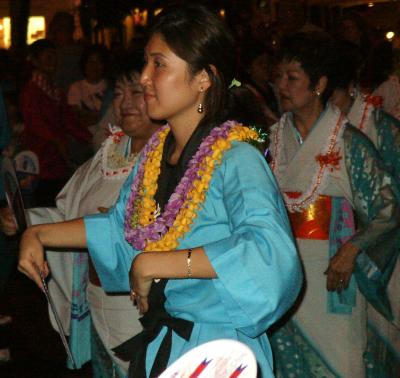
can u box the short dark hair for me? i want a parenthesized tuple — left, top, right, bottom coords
(49, 11, 75, 36)
(28, 39, 55, 60)
(117, 47, 145, 83)
(281, 32, 344, 106)
(149, 4, 238, 127)
(334, 40, 363, 90)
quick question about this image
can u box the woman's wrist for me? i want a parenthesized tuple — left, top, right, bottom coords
(135, 249, 194, 280)
(29, 225, 46, 244)
(135, 247, 216, 279)
(134, 252, 155, 280)
(339, 242, 360, 259)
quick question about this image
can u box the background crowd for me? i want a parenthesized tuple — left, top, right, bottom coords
(0, 3, 399, 378)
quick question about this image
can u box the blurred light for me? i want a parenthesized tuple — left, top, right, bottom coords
(3, 18, 10, 48)
(368, 2, 374, 6)
(27, 16, 45, 45)
(219, 9, 225, 18)
(154, 8, 162, 16)
(0, 25, 3, 31)
(386, 31, 395, 41)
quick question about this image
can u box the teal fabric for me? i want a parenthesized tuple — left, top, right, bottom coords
(364, 321, 400, 378)
(270, 321, 341, 378)
(91, 322, 125, 378)
(84, 141, 302, 377)
(327, 197, 357, 314)
(343, 125, 400, 321)
(373, 109, 400, 187)
(66, 252, 91, 369)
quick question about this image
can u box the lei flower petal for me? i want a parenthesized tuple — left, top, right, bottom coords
(124, 121, 260, 251)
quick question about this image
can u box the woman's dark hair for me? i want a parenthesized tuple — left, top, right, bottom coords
(280, 32, 346, 106)
(114, 47, 145, 84)
(79, 44, 109, 77)
(334, 40, 363, 90)
(28, 39, 55, 60)
(150, 4, 261, 127)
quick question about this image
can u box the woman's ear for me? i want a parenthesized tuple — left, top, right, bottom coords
(195, 65, 216, 92)
(348, 81, 356, 97)
(315, 76, 328, 95)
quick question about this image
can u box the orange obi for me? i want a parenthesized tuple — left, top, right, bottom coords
(286, 192, 332, 240)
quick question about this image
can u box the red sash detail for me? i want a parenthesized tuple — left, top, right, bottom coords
(286, 192, 331, 240)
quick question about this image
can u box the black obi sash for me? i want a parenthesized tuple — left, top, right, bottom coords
(113, 122, 216, 377)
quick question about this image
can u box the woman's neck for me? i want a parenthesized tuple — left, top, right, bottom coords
(130, 138, 147, 155)
(293, 102, 324, 140)
(129, 123, 161, 154)
(168, 112, 204, 165)
(342, 96, 354, 115)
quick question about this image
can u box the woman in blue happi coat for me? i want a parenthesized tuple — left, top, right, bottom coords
(18, 5, 302, 377)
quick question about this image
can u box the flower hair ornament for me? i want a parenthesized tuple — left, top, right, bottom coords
(229, 78, 241, 89)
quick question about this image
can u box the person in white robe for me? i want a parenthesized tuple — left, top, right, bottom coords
(331, 62, 400, 377)
(0, 68, 160, 376)
(269, 32, 400, 378)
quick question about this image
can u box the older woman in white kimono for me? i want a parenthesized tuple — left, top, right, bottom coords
(269, 33, 400, 378)
(1, 63, 160, 376)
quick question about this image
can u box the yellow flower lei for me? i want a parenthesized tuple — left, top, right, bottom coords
(135, 124, 259, 251)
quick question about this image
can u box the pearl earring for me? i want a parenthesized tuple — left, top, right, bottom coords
(197, 87, 205, 113)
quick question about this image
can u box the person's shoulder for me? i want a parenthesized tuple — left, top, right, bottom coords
(375, 108, 400, 128)
(223, 140, 265, 166)
(344, 122, 372, 143)
(343, 122, 380, 158)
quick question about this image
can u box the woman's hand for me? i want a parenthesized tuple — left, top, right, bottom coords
(18, 227, 49, 290)
(325, 242, 359, 292)
(129, 253, 154, 315)
(0, 207, 17, 236)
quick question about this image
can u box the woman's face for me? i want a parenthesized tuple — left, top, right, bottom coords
(140, 33, 204, 123)
(33, 48, 57, 77)
(113, 72, 151, 138)
(276, 60, 319, 113)
(85, 53, 105, 83)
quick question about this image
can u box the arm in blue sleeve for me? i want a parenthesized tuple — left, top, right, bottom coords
(84, 166, 140, 292)
(203, 143, 302, 338)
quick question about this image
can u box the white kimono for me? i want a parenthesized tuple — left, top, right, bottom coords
(269, 104, 400, 378)
(27, 127, 142, 374)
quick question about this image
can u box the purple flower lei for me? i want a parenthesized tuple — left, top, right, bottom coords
(124, 120, 237, 250)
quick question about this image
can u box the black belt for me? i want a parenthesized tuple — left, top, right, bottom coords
(113, 279, 194, 377)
